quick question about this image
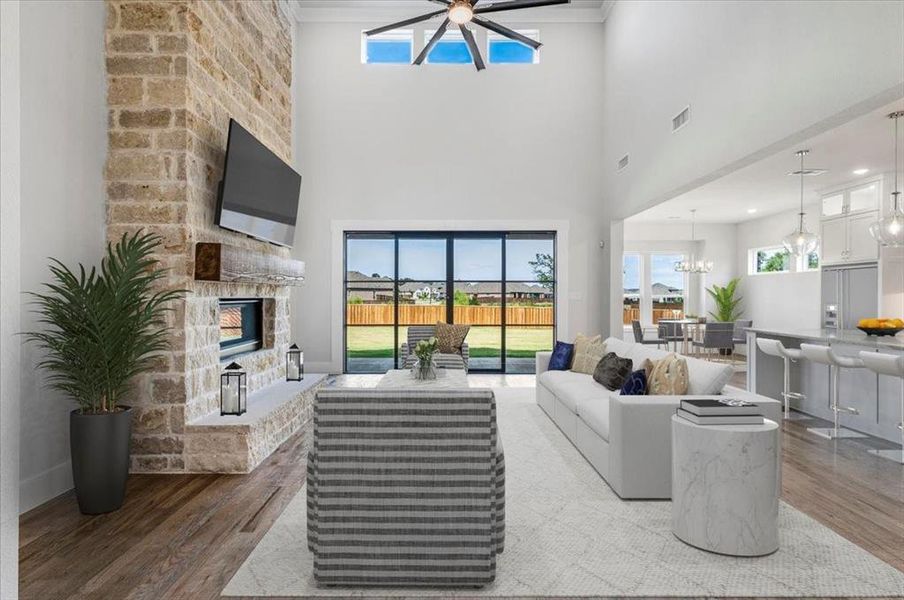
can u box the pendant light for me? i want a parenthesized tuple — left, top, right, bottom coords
(782, 150, 820, 257)
(674, 209, 714, 273)
(868, 110, 904, 247)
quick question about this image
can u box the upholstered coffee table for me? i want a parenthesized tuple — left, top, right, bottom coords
(377, 368, 469, 389)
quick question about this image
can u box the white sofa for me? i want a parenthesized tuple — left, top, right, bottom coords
(536, 337, 782, 500)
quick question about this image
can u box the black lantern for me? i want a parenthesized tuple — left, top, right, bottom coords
(287, 343, 304, 381)
(220, 361, 247, 416)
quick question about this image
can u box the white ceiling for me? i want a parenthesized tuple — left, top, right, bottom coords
(628, 99, 904, 224)
(290, 1, 612, 23)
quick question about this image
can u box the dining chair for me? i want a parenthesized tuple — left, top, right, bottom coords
(691, 322, 735, 360)
(658, 322, 684, 353)
(632, 320, 664, 348)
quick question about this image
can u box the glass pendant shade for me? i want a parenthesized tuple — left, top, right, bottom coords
(870, 111, 904, 247)
(782, 225, 820, 257)
(784, 149, 820, 257)
(869, 193, 904, 247)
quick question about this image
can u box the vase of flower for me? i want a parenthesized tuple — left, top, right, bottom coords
(412, 337, 438, 380)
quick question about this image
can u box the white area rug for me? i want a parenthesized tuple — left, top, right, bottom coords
(222, 388, 904, 598)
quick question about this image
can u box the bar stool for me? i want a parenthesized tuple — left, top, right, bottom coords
(859, 351, 904, 464)
(799, 343, 866, 440)
(755, 338, 807, 420)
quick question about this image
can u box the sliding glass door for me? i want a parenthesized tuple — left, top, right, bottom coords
(344, 231, 556, 374)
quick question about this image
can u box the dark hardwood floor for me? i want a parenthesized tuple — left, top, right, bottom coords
(19, 380, 904, 599)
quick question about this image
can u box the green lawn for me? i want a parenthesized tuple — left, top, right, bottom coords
(346, 326, 553, 358)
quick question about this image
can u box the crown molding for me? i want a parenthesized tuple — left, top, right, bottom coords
(288, 1, 612, 24)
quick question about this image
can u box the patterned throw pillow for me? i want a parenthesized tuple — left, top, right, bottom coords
(641, 358, 656, 381)
(548, 341, 574, 371)
(571, 333, 605, 374)
(434, 322, 470, 354)
(619, 369, 648, 396)
(592, 352, 633, 391)
(648, 353, 689, 395)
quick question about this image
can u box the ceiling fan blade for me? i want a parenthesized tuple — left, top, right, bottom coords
(473, 16, 541, 49)
(364, 9, 447, 37)
(475, 0, 570, 15)
(460, 25, 486, 71)
(426, 0, 451, 5)
(415, 19, 450, 64)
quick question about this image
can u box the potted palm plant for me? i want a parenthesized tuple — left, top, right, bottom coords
(706, 277, 744, 356)
(706, 277, 744, 322)
(24, 232, 183, 514)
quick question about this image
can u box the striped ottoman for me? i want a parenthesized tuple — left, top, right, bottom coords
(306, 388, 505, 587)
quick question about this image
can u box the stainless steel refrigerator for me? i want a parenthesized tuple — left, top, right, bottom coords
(822, 264, 878, 330)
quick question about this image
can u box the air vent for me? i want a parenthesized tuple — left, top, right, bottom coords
(672, 106, 690, 132)
(617, 154, 629, 171)
(788, 169, 828, 176)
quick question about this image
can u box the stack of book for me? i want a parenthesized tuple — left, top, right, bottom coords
(677, 398, 764, 425)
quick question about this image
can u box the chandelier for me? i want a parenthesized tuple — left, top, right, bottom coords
(674, 209, 713, 273)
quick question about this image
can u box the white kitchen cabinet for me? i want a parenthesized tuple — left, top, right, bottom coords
(820, 218, 847, 264)
(821, 193, 845, 218)
(820, 211, 879, 265)
(847, 211, 880, 262)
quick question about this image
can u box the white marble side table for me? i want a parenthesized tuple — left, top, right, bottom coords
(671, 414, 780, 557)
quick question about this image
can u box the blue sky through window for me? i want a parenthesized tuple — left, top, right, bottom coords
(651, 254, 685, 290)
(489, 40, 535, 64)
(428, 40, 472, 64)
(365, 39, 412, 64)
(623, 255, 640, 291)
(347, 237, 554, 282)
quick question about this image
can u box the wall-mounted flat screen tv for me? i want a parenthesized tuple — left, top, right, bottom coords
(216, 118, 301, 248)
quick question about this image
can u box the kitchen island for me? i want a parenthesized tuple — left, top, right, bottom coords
(746, 327, 904, 443)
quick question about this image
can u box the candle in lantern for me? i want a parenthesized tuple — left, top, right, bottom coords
(288, 361, 299, 380)
(223, 385, 238, 414)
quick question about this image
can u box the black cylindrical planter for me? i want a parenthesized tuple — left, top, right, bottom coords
(70, 406, 132, 515)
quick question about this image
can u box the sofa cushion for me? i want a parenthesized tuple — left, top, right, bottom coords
(571, 334, 605, 374)
(648, 353, 689, 395)
(538, 370, 608, 412)
(684, 358, 733, 395)
(548, 341, 574, 371)
(619, 369, 648, 395)
(592, 352, 633, 390)
(576, 397, 610, 441)
(603, 337, 732, 395)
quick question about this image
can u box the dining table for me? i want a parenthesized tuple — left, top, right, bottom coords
(657, 319, 704, 355)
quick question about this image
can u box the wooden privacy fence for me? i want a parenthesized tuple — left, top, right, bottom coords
(346, 304, 554, 326)
(622, 307, 685, 325)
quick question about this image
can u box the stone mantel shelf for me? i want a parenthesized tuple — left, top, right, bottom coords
(194, 242, 305, 287)
(189, 375, 325, 428)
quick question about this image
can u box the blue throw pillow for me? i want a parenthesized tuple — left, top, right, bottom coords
(620, 369, 647, 396)
(548, 341, 574, 371)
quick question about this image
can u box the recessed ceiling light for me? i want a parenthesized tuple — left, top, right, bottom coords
(747, 208, 758, 214)
(853, 168, 869, 175)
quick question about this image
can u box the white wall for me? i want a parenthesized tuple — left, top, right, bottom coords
(602, 0, 904, 219)
(0, 0, 22, 593)
(18, 0, 107, 512)
(291, 22, 609, 372)
(735, 205, 822, 331)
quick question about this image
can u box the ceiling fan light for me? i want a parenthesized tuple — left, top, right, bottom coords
(448, 1, 474, 24)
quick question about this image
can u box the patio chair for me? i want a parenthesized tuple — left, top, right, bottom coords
(400, 325, 469, 370)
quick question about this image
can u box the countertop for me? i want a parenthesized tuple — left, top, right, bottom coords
(747, 327, 904, 351)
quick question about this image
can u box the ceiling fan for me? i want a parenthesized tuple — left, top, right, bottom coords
(364, 0, 571, 71)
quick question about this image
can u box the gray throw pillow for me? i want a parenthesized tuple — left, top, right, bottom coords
(592, 352, 633, 391)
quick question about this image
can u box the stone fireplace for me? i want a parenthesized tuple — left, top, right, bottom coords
(104, 0, 298, 472)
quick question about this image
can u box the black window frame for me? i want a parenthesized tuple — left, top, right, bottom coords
(343, 231, 556, 374)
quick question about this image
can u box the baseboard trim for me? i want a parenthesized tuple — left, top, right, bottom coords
(19, 461, 72, 514)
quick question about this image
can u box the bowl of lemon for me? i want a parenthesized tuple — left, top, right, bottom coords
(857, 318, 904, 336)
